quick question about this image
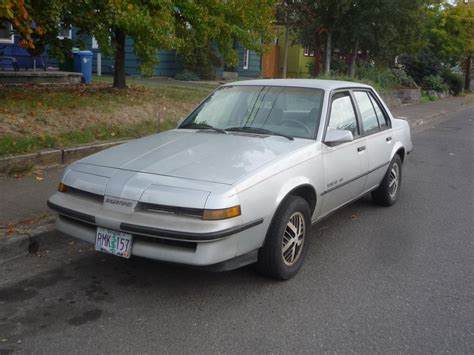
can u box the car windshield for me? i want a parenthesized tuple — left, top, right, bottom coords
(180, 85, 324, 139)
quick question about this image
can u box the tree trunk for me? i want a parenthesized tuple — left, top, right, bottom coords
(464, 53, 472, 91)
(349, 38, 359, 78)
(324, 31, 332, 75)
(312, 31, 320, 77)
(313, 49, 320, 77)
(113, 29, 126, 89)
(282, 8, 289, 79)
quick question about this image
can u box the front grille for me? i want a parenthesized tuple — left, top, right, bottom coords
(48, 201, 96, 224)
(138, 202, 203, 218)
(66, 186, 104, 203)
(134, 234, 197, 251)
(59, 214, 96, 230)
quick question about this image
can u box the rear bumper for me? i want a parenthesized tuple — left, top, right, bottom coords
(48, 196, 265, 268)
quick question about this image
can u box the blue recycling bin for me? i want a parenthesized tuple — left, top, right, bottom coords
(76, 50, 93, 84)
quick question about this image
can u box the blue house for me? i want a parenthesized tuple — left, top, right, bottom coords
(0, 21, 52, 71)
(82, 35, 262, 79)
(1, 21, 261, 79)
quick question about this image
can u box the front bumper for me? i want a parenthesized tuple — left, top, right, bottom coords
(47, 193, 265, 267)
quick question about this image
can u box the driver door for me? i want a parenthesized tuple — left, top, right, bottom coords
(320, 91, 369, 215)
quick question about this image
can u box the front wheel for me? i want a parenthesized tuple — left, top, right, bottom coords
(256, 196, 311, 280)
(372, 155, 402, 206)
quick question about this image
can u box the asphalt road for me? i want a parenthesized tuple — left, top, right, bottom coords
(1, 107, 473, 354)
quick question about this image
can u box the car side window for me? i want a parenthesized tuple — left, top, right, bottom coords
(368, 92, 388, 128)
(328, 92, 359, 136)
(354, 91, 379, 134)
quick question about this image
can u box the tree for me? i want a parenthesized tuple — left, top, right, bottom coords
(61, 0, 175, 89)
(63, 0, 275, 88)
(425, 2, 473, 65)
(0, 0, 34, 48)
(287, 0, 352, 75)
(287, 0, 431, 77)
(173, 0, 275, 79)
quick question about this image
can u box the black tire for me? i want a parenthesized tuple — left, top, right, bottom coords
(371, 154, 402, 206)
(256, 195, 311, 280)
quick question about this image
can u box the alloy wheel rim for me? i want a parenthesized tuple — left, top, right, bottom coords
(282, 211, 306, 266)
(388, 163, 399, 198)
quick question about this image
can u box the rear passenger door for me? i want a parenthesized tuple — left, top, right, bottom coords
(352, 90, 393, 190)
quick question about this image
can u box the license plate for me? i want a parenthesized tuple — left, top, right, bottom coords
(95, 227, 133, 258)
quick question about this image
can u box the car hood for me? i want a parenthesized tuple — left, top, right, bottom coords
(78, 129, 312, 185)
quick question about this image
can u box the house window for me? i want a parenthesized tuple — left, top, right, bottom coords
(0, 21, 14, 44)
(243, 49, 250, 70)
(57, 27, 72, 40)
(303, 46, 315, 57)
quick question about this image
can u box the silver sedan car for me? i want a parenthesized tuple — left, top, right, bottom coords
(48, 79, 413, 279)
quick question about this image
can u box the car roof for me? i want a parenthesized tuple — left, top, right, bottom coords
(222, 78, 373, 91)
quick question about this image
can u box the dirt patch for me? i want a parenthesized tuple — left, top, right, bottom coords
(0, 84, 204, 138)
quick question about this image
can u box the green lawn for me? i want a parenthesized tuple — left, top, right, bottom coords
(0, 77, 216, 157)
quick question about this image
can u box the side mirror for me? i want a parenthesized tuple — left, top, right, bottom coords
(176, 117, 185, 128)
(324, 129, 354, 145)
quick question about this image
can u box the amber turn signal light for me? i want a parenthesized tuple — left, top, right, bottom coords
(58, 183, 68, 192)
(202, 205, 241, 220)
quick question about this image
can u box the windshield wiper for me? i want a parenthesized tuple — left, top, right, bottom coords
(180, 122, 227, 134)
(225, 126, 294, 141)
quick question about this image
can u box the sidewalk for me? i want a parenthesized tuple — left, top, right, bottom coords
(0, 94, 473, 235)
(391, 94, 474, 133)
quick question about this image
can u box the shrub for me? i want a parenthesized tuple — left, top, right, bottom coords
(420, 94, 437, 103)
(356, 64, 398, 90)
(175, 70, 200, 81)
(317, 72, 380, 90)
(441, 70, 464, 96)
(391, 68, 417, 88)
(422, 75, 448, 92)
(398, 51, 443, 85)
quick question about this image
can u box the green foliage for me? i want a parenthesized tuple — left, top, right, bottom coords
(422, 75, 448, 92)
(356, 64, 398, 90)
(175, 70, 200, 81)
(330, 56, 349, 75)
(391, 68, 417, 88)
(420, 94, 437, 103)
(60, 0, 276, 87)
(287, 0, 429, 67)
(398, 51, 443, 85)
(317, 63, 400, 91)
(441, 70, 464, 96)
(317, 72, 381, 90)
(425, 2, 474, 65)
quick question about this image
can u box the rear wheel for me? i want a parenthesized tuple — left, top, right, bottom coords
(372, 154, 402, 206)
(256, 196, 311, 280)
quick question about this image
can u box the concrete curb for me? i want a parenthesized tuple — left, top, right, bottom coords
(0, 222, 57, 263)
(0, 139, 128, 174)
(0, 149, 63, 174)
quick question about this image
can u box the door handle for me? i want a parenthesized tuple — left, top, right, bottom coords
(357, 146, 366, 152)
(386, 136, 392, 142)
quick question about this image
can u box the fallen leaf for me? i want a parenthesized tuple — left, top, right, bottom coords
(35, 176, 44, 181)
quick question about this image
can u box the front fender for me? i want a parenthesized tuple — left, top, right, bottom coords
(274, 177, 315, 210)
